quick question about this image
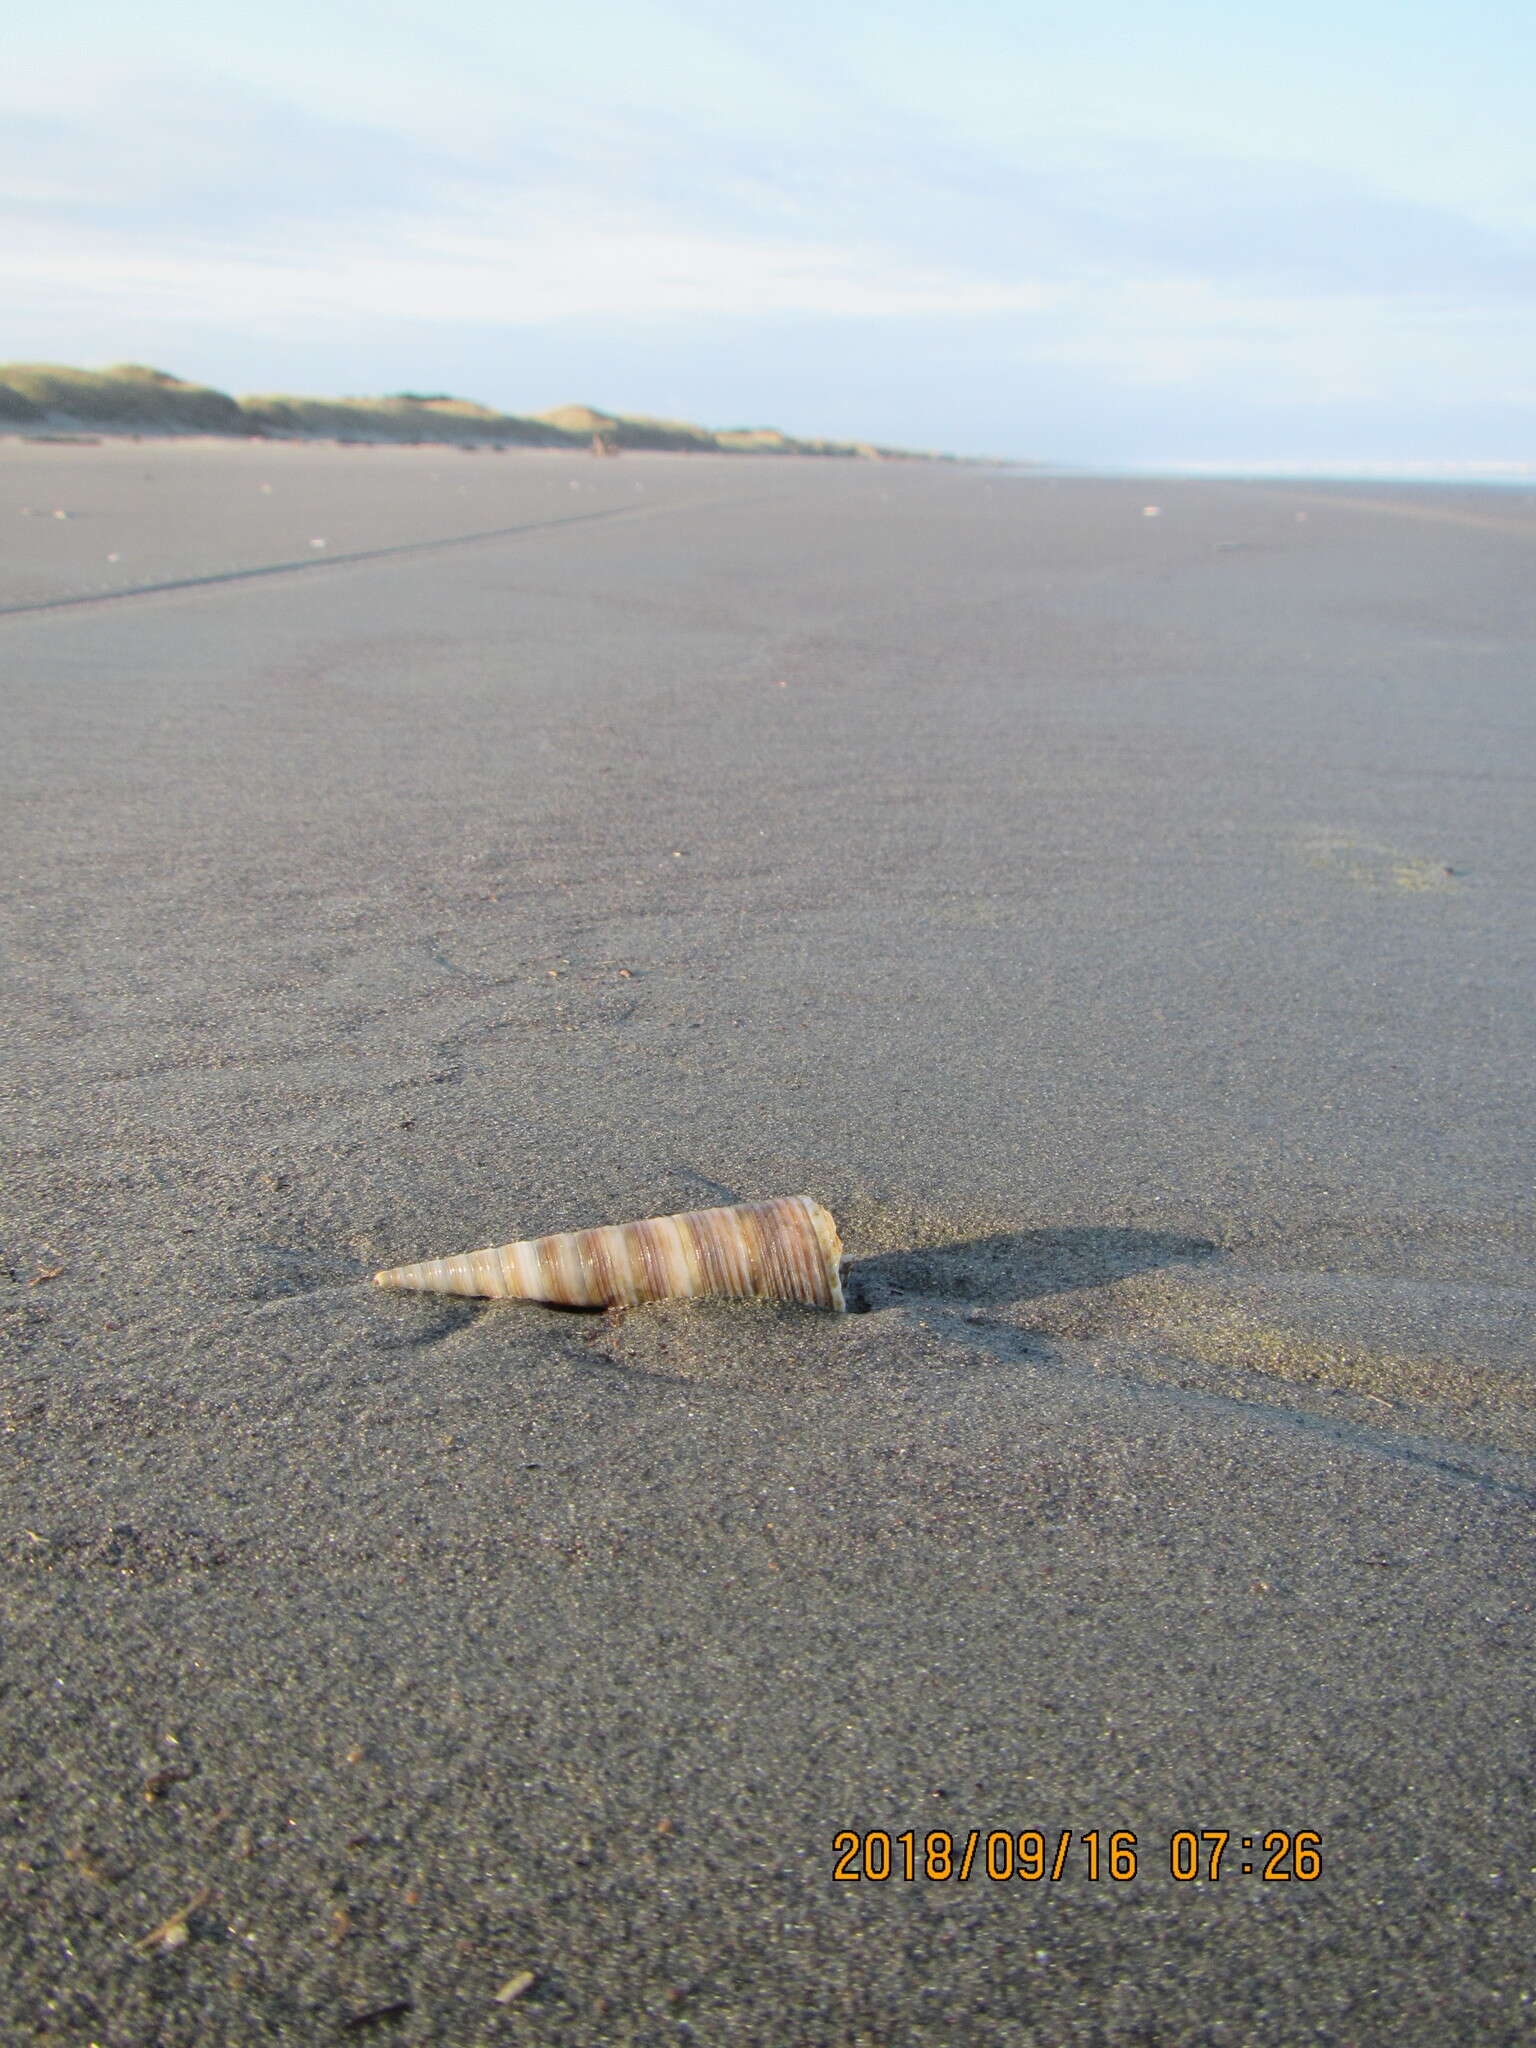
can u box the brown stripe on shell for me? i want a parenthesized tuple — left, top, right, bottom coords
(770, 1197, 810, 1303)
(752, 1197, 800, 1305)
(628, 1217, 667, 1303)
(533, 1230, 563, 1303)
(682, 1206, 733, 1299)
(581, 1225, 618, 1309)
(717, 1204, 758, 1295)
(790, 1197, 829, 1306)
(639, 1216, 677, 1302)
(763, 1199, 800, 1298)
(730, 1200, 771, 1300)
(762, 1199, 802, 1304)
(605, 1219, 645, 1306)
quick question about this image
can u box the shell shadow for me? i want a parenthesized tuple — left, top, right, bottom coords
(843, 1227, 1218, 1314)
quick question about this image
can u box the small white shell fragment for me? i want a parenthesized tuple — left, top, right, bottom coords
(134, 1886, 211, 1955)
(374, 1194, 847, 1314)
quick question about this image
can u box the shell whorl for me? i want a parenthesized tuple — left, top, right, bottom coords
(373, 1195, 846, 1313)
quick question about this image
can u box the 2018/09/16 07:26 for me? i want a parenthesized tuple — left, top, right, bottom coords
(832, 1830, 1324, 1884)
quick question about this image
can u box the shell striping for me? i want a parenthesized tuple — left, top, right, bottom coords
(373, 1194, 846, 1313)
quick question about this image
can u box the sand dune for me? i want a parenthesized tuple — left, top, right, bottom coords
(0, 361, 917, 459)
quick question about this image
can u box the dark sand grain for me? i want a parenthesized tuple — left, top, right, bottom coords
(2, 443, 1533, 2044)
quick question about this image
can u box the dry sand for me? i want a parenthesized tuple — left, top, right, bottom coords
(2, 439, 1533, 2045)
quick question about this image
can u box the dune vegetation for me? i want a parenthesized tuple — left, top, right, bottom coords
(0, 362, 915, 458)
(0, 362, 248, 434)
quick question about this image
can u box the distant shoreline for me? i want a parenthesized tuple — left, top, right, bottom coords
(0, 360, 960, 462)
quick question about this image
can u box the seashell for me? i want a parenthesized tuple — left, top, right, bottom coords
(373, 1194, 846, 1313)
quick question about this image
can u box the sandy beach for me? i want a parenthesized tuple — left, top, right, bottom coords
(3, 439, 1533, 2044)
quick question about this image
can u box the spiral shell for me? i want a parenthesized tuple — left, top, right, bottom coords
(373, 1194, 846, 1313)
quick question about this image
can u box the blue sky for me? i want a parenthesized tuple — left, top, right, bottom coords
(5, 0, 1534, 463)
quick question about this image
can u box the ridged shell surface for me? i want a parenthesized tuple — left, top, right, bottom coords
(373, 1194, 846, 1313)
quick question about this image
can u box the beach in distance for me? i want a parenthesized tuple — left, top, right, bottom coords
(2, 437, 1533, 2044)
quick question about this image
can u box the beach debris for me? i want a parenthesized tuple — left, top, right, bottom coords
(341, 2000, 413, 2031)
(134, 1885, 211, 1954)
(494, 1970, 537, 2004)
(374, 1194, 847, 1313)
(27, 1262, 64, 1286)
(142, 1763, 195, 1804)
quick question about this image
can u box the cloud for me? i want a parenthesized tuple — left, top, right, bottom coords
(6, 70, 1532, 301)
(0, 77, 1075, 329)
(3, 216, 1065, 329)
(0, 81, 479, 233)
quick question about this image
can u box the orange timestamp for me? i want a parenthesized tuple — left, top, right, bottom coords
(832, 1828, 1323, 1884)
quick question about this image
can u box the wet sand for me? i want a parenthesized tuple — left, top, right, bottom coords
(3, 440, 1533, 2044)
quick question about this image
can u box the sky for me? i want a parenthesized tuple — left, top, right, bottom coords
(4, 0, 1535, 465)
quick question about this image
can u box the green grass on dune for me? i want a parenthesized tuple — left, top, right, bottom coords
(0, 362, 249, 433)
(0, 380, 43, 422)
(235, 392, 570, 445)
(536, 403, 887, 456)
